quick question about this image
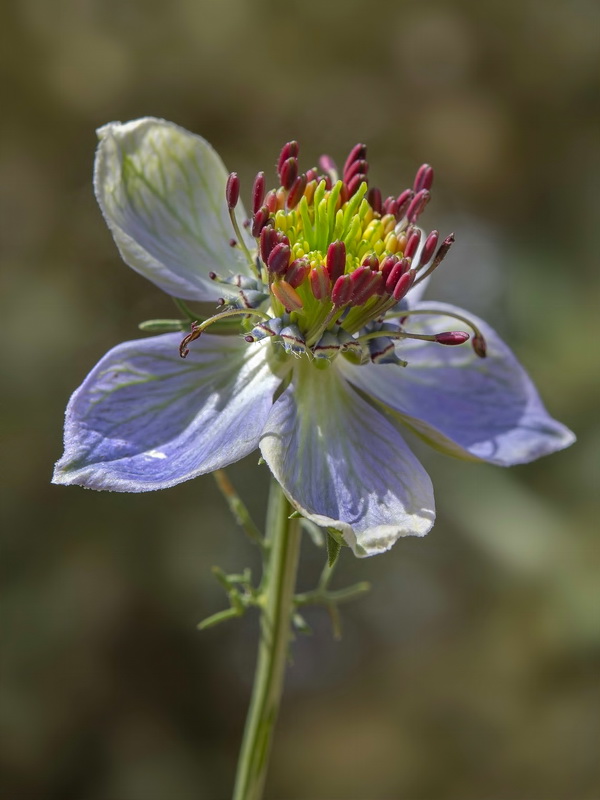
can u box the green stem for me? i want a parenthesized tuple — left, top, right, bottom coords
(232, 480, 302, 800)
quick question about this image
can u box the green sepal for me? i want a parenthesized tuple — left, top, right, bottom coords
(326, 531, 342, 568)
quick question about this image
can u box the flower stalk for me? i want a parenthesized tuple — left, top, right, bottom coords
(232, 479, 302, 800)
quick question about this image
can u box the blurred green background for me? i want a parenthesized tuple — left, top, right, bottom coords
(1, 0, 599, 798)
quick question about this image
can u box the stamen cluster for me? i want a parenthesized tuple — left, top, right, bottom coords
(180, 141, 487, 365)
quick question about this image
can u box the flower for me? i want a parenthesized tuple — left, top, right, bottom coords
(52, 118, 575, 557)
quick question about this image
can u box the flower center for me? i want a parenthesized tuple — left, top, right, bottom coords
(179, 141, 487, 365)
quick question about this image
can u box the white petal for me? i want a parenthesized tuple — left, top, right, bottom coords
(260, 361, 435, 557)
(95, 118, 255, 300)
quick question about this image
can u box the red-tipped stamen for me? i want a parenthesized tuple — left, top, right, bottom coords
(226, 172, 240, 209)
(267, 243, 291, 275)
(271, 280, 303, 312)
(413, 163, 434, 193)
(286, 174, 307, 210)
(277, 141, 299, 174)
(252, 172, 265, 214)
(309, 265, 331, 300)
(331, 275, 353, 307)
(434, 331, 470, 345)
(404, 229, 422, 260)
(280, 157, 298, 190)
(326, 241, 346, 284)
(343, 143, 367, 177)
(367, 186, 382, 214)
(286, 257, 310, 289)
(251, 206, 271, 237)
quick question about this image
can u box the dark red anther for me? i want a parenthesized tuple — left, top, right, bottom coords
(385, 257, 412, 293)
(343, 143, 367, 177)
(251, 206, 271, 237)
(280, 157, 298, 190)
(472, 334, 487, 358)
(286, 173, 307, 209)
(286, 257, 310, 288)
(351, 267, 382, 305)
(435, 331, 470, 345)
(346, 173, 368, 197)
(326, 241, 346, 283)
(392, 270, 415, 301)
(305, 167, 318, 183)
(229, 238, 237, 247)
(344, 159, 369, 183)
(226, 172, 240, 209)
(209, 271, 218, 280)
(252, 172, 265, 214)
(361, 254, 379, 270)
(355, 271, 383, 304)
(277, 141, 299, 174)
(379, 255, 398, 286)
(259, 225, 277, 264)
(331, 275, 353, 306)
(405, 189, 430, 223)
(404, 229, 422, 260)
(367, 186, 382, 214)
(383, 196, 396, 215)
(264, 190, 278, 214)
(267, 242, 291, 275)
(420, 230, 439, 265)
(413, 163, 434, 193)
(309, 265, 331, 300)
(350, 266, 372, 294)
(396, 189, 414, 218)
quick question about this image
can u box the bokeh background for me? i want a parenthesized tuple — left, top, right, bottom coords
(2, 0, 599, 798)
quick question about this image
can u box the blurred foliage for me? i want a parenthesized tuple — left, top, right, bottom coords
(1, 0, 599, 798)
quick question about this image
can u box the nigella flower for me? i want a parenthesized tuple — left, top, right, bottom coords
(52, 118, 574, 556)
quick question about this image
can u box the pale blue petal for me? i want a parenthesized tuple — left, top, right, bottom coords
(340, 301, 575, 465)
(95, 118, 255, 301)
(259, 361, 435, 557)
(53, 333, 283, 491)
